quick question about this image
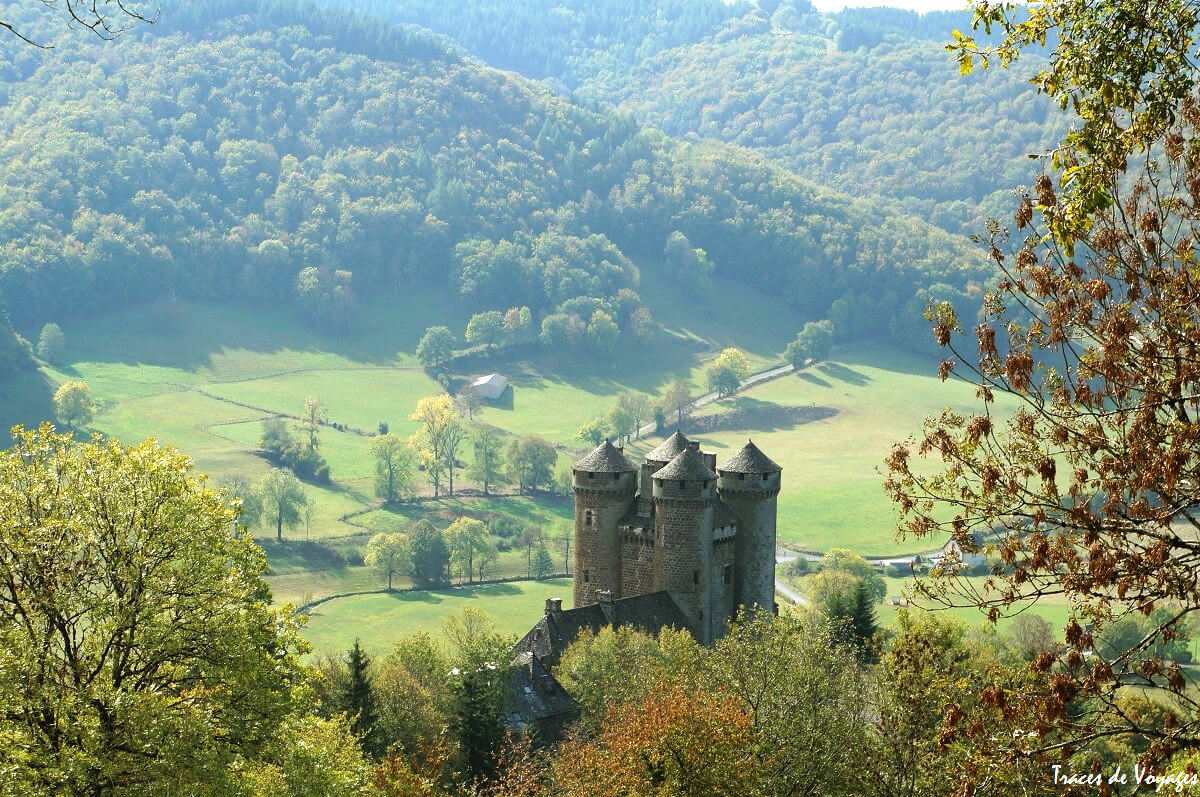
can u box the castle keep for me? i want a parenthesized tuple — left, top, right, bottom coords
(571, 431, 781, 644)
(509, 431, 781, 740)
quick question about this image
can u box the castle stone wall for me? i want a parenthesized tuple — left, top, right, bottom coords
(651, 476, 715, 643)
(572, 471, 636, 607)
(620, 531, 655, 596)
(717, 471, 780, 613)
(709, 538, 737, 640)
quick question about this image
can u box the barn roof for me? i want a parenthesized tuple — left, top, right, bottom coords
(471, 373, 507, 388)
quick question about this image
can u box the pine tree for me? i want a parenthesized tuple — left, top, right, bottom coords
(451, 661, 510, 783)
(343, 639, 381, 757)
(850, 581, 879, 660)
(822, 590, 855, 649)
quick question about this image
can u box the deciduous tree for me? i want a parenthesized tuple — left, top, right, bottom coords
(885, 62, 1200, 775)
(616, 391, 650, 440)
(371, 433, 417, 504)
(416, 325, 455, 370)
(53, 379, 93, 428)
(576, 416, 609, 446)
(507, 434, 556, 493)
(366, 532, 413, 590)
(663, 379, 692, 426)
(0, 425, 307, 793)
(223, 474, 263, 530)
(409, 519, 450, 588)
(260, 467, 307, 542)
(36, 322, 64, 363)
(465, 310, 505, 350)
(445, 517, 489, 585)
(784, 319, 834, 367)
(408, 394, 464, 497)
(585, 309, 619, 358)
(705, 348, 749, 397)
(467, 422, 507, 495)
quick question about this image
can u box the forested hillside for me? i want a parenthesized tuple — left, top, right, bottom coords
(358, 0, 1063, 235)
(0, 0, 983, 356)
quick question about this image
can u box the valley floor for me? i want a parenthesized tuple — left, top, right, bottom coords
(5, 285, 1016, 654)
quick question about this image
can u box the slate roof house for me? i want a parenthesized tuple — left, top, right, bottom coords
(506, 432, 782, 742)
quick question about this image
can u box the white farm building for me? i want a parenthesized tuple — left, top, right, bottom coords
(471, 373, 508, 400)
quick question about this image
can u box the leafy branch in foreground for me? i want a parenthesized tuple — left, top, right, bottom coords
(886, 99, 1200, 775)
(950, 0, 1199, 244)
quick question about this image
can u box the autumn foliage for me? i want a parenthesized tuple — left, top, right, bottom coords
(886, 91, 1200, 771)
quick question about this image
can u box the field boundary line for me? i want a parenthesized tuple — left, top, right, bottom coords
(194, 388, 375, 437)
(204, 362, 423, 387)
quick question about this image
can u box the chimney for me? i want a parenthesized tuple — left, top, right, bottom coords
(596, 589, 614, 622)
(545, 597, 562, 616)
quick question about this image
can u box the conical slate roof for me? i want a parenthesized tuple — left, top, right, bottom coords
(718, 440, 781, 474)
(574, 439, 636, 473)
(645, 429, 693, 463)
(653, 446, 716, 481)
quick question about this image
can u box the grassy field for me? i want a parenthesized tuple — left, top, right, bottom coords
(301, 578, 573, 655)
(624, 341, 1018, 556)
(8, 298, 999, 560)
(2, 275, 1004, 654)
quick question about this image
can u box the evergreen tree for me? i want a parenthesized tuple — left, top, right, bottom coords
(850, 580, 879, 659)
(532, 546, 555, 580)
(343, 639, 381, 757)
(822, 590, 855, 649)
(450, 660, 511, 783)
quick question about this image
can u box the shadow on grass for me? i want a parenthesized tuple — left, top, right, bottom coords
(366, 493, 573, 531)
(0, 368, 57, 433)
(257, 538, 351, 573)
(832, 339, 943, 381)
(684, 397, 839, 434)
(818, 362, 871, 386)
(797, 372, 832, 388)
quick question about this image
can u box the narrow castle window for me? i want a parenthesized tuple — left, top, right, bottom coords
(584, 569, 590, 583)
(693, 569, 699, 585)
(762, 473, 768, 481)
(723, 564, 732, 585)
(584, 509, 594, 527)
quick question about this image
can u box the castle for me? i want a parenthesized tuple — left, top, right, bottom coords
(509, 431, 781, 739)
(571, 431, 781, 644)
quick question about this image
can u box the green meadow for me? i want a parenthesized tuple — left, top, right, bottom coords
(301, 578, 573, 655)
(2, 273, 1009, 650)
(623, 341, 1016, 557)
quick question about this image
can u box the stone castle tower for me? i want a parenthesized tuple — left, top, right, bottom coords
(571, 431, 780, 644)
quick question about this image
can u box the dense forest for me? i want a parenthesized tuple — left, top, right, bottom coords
(357, 0, 1064, 235)
(0, 0, 985, 376)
